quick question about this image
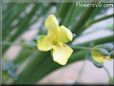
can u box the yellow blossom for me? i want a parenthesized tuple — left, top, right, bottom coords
(36, 14, 73, 65)
(91, 48, 111, 64)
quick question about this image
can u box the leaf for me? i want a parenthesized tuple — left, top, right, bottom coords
(12, 50, 88, 84)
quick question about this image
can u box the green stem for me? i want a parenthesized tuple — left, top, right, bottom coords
(3, 4, 28, 37)
(2, 41, 92, 51)
(70, 45, 91, 50)
(11, 35, 113, 83)
(2, 34, 113, 51)
(2, 41, 25, 46)
(91, 14, 114, 24)
(2, 41, 36, 55)
(63, 4, 76, 27)
(81, 13, 114, 31)
(77, 35, 113, 46)
(57, 3, 72, 23)
(2, 5, 39, 54)
(72, 7, 96, 35)
(12, 50, 88, 84)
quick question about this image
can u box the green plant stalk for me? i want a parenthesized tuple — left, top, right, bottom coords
(3, 4, 27, 26)
(4, 4, 51, 65)
(2, 5, 39, 54)
(69, 7, 86, 29)
(3, 4, 28, 36)
(2, 4, 39, 40)
(3, 3, 16, 22)
(11, 51, 39, 82)
(1, 7, 49, 82)
(2, 3, 113, 83)
(57, 3, 72, 23)
(89, 7, 108, 19)
(26, 50, 88, 83)
(2, 34, 113, 62)
(2, 37, 112, 53)
(63, 4, 76, 27)
(13, 48, 34, 64)
(70, 45, 91, 50)
(11, 35, 113, 83)
(72, 7, 96, 35)
(27, 4, 51, 34)
(91, 13, 114, 24)
(3, 6, 51, 61)
(79, 13, 114, 34)
(12, 51, 49, 83)
(2, 2, 71, 53)
(77, 35, 113, 46)
(19, 52, 52, 83)
(2, 4, 51, 54)
(12, 50, 88, 84)
(11, 35, 113, 84)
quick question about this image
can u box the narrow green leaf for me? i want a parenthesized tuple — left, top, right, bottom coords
(77, 35, 113, 46)
(57, 3, 72, 23)
(72, 7, 96, 36)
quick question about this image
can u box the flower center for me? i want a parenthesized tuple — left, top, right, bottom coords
(48, 32, 59, 46)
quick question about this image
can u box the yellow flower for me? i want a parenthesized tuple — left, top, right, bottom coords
(91, 48, 111, 64)
(36, 14, 73, 65)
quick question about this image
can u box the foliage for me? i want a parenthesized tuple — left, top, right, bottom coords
(1, 2, 113, 84)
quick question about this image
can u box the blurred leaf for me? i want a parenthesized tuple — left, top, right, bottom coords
(109, 77, 114, 85)
(78, 35, 113, 46)
(72, 7, 96, 35)
(3, 4, 29, 38)
(81, 13, 114, 32)
(2, 4, 40, 54)
(57, 3, 72, 23)
(13, 50, 88, 84)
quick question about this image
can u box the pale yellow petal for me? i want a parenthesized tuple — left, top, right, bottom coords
(36, 35, 52, 51)
(45, 14, 59, 33)
(58, 25, 73, 43)
(52, 43, 73, 65)
(91, 49, 111, 63)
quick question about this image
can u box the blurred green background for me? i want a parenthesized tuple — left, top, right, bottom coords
(1, 1, 114, 85)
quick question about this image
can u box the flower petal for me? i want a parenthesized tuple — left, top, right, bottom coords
(52, 43, 73, 65)
(45, 14, 59, 33)
(91, 49, 111, 63)
(58, 25, 73, 43)
(36, 35, 53, 51)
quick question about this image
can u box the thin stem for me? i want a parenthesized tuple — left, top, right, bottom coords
(57, 3, 72, 23)
(2, 41, 93, 51)
(70, 45, 92, 50)
(2, 35, 113, 53)
(2, 41, 36, 53)
(77, 35, 113, 46)
(83, 13, 114, 30)
(2, 41, 26, 46)
(72, 7, 96, 35)
(91, 14, 114, 24)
